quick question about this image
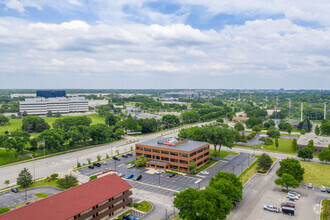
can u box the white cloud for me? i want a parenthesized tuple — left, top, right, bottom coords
(5, 0, 25, 13)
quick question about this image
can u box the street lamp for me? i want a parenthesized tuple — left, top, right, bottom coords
(158, 174, 161, 186)
(165, 209, 167, 220)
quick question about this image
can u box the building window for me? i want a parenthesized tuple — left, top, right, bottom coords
(180, 153, 188, 158)
(136, 146, 143, 151)
(170, 152, 178, 156)
(144, 148, 151, 152)
(145, 154, 152, 158)
(161, 157, 169, 161)
(136, 153, 142, 156)
(190, 152, 196, 157)
(180, 160, 188, 164)
(161, 150, 169, 155)
(153, 149, 160, 153)
(204, 146, 209, 150)
(170, 158, 178, 163)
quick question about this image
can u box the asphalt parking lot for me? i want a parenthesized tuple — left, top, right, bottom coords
(78, 152, 255, 197)
(0, 187, 63, 208)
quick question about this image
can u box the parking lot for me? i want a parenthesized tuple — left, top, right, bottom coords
(78, 152, 255, 197)
(0, 187, 63, 208)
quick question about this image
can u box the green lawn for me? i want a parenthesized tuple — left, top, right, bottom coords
(210, 149, 239, 158)
(34, 193, 50, 199)
(236, 138, 297, 154)
(321, 200, 330, 220)
(170, 214, 181, 220)
(300, 161, 330, 187)
(134, 201, 153, 212)
(0, 206, 11, 214)
(239, 157, 277, 185)
(18, 178, 66, 190)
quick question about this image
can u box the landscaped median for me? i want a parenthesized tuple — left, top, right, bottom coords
(321, 199, 330, 220)
(238, 155, 277, 185)
(115, 200, 153, 219)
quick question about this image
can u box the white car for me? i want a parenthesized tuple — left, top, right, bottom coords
(200, 171, 209, 175)
(288, 191, 301, 198)
(321, 186, 326, 192)
(263, 205, 280, 213)
(286, 194, 299, 200)
(127, 164, 135, 169)
(155, 170, 164, 175)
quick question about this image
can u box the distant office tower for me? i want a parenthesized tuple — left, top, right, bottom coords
(36, 90, 66, 98)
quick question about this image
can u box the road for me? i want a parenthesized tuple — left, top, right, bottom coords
(0, 122, 212, 189)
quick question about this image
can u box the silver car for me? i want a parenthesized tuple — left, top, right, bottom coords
(321, 186, 326, 192)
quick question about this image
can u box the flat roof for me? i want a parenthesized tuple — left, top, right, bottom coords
(1, 174, 132, 220)
(297, 133, 330, 148)
(137, 137, 209, 152)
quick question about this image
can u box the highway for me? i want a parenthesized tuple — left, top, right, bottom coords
(0, 122, 212, 189)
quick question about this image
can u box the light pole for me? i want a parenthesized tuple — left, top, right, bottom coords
(31, 156, 35, 181)
(158, 174, 161, 186)
(165, 209, 167, 220)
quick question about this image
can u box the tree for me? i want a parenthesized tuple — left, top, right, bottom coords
(298, 118, 313, 132)
(173, 187, 232, 220)
(276, 158, 304, 182)
(252, 125, 261, 133)
(234, 122, 244, 131)
(22, 111, 28, 117)
(97, 155, 101, 161)
(57, 174, 78, 189)
(275, 173, 299, 190)
(89, 124, 111, 143)
(38, 129, 64, 150)
(161, 114, 180, 129)
(307, 140, 314, 151)
(180, 110, 200, 124)
(67, 127, 83, 145)
(46, 111, 53, 117)
(134, 155, 148, 167)
(53, 116, 92, 131)
(291, 139, 298, 151)
(0, 114, 9, 126)
(245, 117, 260, 128)
(318, 149, 330, 163)
(287, 124, 292, 135)
(4, 180, 10, 187)
(320, 122, 330, 135)
(205, 126, 237, 156)
(258, 153, 273, 170)
(105, 113, 118, 126)
(17, 168, 33, 189)
(50, 173, 58, 180)
(315, 125, 320, 136)
(275, 138, 279, 151)
(267, 127, 280, 138)
(298, 147, 313, 161)
(301, 129, 306, 135)
(11, 130, 30, 154)
(29, 138, 38, 150)
(87, 158, 91, 164)
(188, 160, 196, 173)
(22, 115, 50, 133)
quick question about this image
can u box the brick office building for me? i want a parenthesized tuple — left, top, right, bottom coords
(0, 174, 132, 220)
(136, 137, 210, 172)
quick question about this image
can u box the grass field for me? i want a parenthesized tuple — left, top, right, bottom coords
(300, 161, 330, 187)
(239, 156, 277, 185)
(210, 149, 239, 158)
(134, 201, 153, 212)
(236, 138, 296, 154)
(34, 193, 50, 199)
(17, 178, 66, 190)
(0, 114, 106, 136)
(321, 200, 330, 220)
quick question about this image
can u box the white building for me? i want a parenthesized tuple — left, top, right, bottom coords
(20, 97, 88, 115)
(87, 99, 108, 107)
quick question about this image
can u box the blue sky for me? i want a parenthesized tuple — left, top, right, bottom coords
(0, 0, 329, 89)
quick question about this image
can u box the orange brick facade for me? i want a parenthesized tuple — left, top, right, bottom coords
(135, 142, 210, 172)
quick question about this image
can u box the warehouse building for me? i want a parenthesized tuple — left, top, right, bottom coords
(0, 174, 133, 220)
(297, 133, 330, 152)
(136, 137, 210, 172)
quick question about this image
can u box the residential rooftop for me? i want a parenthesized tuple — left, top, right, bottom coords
(137, 137, 209, 152)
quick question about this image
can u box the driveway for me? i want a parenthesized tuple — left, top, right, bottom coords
(0, 186, 63, 208)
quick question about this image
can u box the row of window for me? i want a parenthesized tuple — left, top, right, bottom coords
(136, 146, 209, 158)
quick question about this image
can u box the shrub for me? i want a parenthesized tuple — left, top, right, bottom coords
(97, 155, 101, 161)
(57, 174, 78, 189)
(106, 154, 110, 159)
(257, 170, 267, 173)
(301, 129, 306, 135)
(50, 173, 58, 180)
(77, 162, 81, 168)
(87, 158, 91, 164)
(247, 132, 256, 140)
(0, 207, 11, 214)
(89, 175, 97, 181)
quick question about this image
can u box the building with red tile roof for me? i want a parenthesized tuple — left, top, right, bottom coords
(0, 174, 132, 220)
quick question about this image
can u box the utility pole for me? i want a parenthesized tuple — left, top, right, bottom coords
(301, 103, 303, 122)
(288, 98, 291, 120)
(324, 102, 327, 120)
(31, 156, 35, 181)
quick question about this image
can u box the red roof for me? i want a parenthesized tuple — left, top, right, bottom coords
(1, 174, 132, 220)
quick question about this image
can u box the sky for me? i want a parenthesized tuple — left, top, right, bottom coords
(0, 0, 329, 89)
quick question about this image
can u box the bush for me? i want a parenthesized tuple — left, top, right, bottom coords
(57, 174, 78, 189)
(247, 132, 256, 140)
(89, 175, 97, 181)
(97, 155, 101, 161)
(50, 173, 58, 180)
(77, 162, 81, 168)
(257, 170, 267, 173)
(301, 129, 306, 135)
(0, 207, 11, 214)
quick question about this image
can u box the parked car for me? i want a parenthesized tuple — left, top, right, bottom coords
(321, 186, 326, 192)
(122, 215, 135, 220)
(135, 175, 142, 181)
(200, 171, 209, 175)
(126, 174, 134, 179)
(118, 173, 125, 177)
(88, 165, 94, 169)
(307, 183, 313, 188)
(155, 170, 164, 175)
(113, 156, 121, 161)
(263, 205, 280, 213)
(11, 188, 19, 193)
(281, 202, 295, 209)
(127, 164, 135, 169)
(282, 206, 295, 215)
(169, 173, 176, 178)
(288, 191, 300, 198)
(93, 162, 101, 167)
(103, 168, 110, 173)
(126, 153, 133, 156)
(286, 194, 299, 200)
(327, 188, 330, 193)
(122, 154, 128, 158)
(101, 161, 108, 165)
